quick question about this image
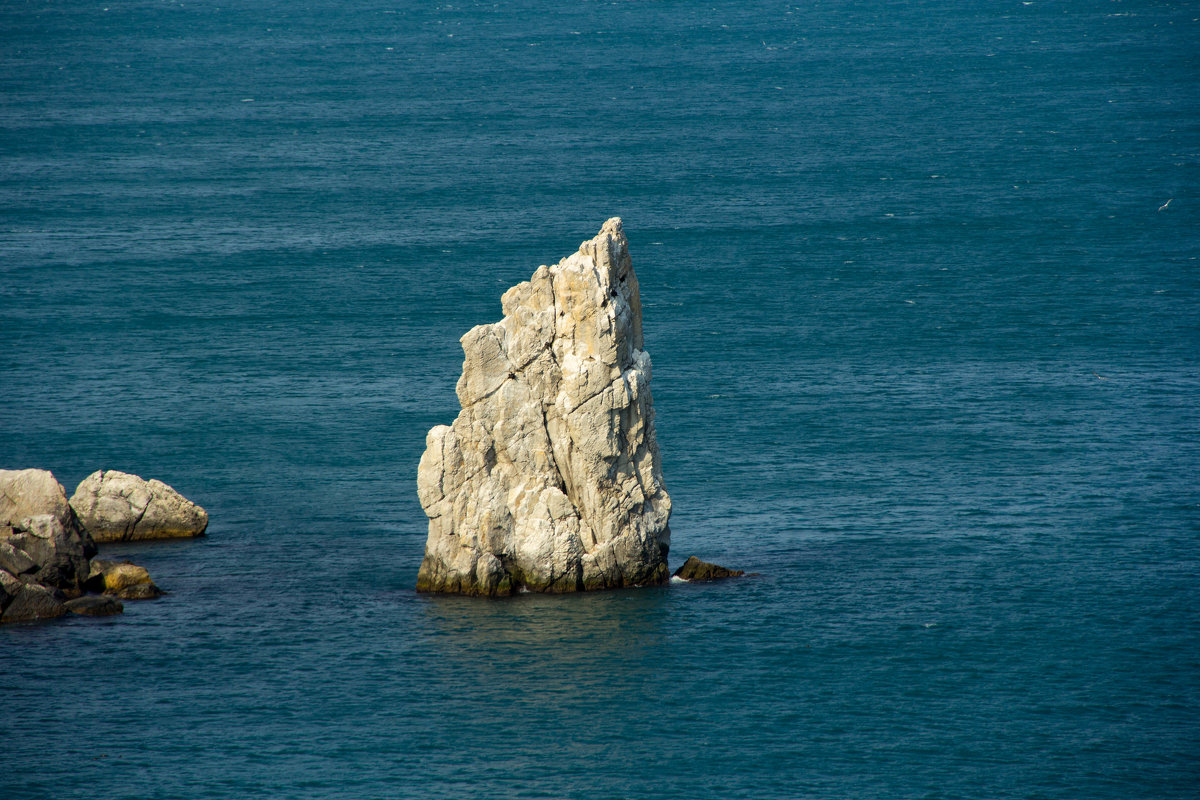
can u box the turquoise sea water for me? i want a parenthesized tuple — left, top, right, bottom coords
(2, 1, 1198, 797)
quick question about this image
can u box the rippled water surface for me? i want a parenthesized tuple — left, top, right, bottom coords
(2, 1, 1198, 797)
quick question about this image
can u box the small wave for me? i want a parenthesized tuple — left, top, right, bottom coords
(670, 575, 689, 584)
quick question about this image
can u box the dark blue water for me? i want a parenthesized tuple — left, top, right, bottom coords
(3, 0, 1198, 797)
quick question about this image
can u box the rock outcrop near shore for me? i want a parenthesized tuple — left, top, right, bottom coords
(1, 469, 163, 623)
(417, 218, 671, 595)
(70, 470, 208, 542)
(1, 469, 96, 622)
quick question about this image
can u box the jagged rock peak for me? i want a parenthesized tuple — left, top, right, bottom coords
(416, 218, 671, 596)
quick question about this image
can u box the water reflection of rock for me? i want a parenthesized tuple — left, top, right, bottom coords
(419, 587, 673, 710)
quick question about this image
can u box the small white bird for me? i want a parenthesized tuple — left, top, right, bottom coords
(1158, 198, 1173, 211)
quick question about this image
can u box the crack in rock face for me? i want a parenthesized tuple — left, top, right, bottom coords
(69, 470, 208, 543)
(416, 218, 671, 596)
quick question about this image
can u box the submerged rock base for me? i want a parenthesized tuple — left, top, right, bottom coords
(416, 219, 671, 596)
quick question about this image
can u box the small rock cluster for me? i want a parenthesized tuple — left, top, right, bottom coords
(1, 468, 205, 624)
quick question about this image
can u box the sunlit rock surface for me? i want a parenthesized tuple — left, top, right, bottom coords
(1, 468, 95, 622)
(70, 470, 208, 542)
(2, 468, 166, 623)
(416, 219, 671, 595)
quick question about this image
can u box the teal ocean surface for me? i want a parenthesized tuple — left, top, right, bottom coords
(2, 1, 1198, 797)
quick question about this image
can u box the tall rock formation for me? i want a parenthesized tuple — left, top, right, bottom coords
(416, 218, 671, 595)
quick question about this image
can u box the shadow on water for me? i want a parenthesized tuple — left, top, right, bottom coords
(418, 585, 673, 668)
(389, 587, 681, 782)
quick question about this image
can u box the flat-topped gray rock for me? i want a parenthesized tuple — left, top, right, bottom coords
(416, 218, 671, 595)
(70, 470, 208, 543)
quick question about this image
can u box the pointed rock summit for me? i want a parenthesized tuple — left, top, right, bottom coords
(417, 218, 671, 595)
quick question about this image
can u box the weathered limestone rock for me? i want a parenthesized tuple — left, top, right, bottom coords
(0, 572, 66, 622)
(70, 470, 208, 542)
(0, 469, 96, 604)
(672, 556, 745, 582)
(417, 218, 671, 595)
(1, 468, 166, 623)
(0, 540, 36, 576)
(14, 514, 94, 594)
(1, 468, 75, 526)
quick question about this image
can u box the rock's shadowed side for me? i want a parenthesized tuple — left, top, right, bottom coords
(64, 595, 124, 616)
(70, 470, 208, 542)
(416, 218, 671, 595)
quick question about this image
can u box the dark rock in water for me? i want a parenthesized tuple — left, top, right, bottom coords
(70, 469, 208, 543)
(0, 572, 67, 622)
(673, 556, 745, 582)
(83, 559, 114, 594)
(22, 515, 92, 598)
(108, 582, 164, 600)
(64, 595, 124, 616)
